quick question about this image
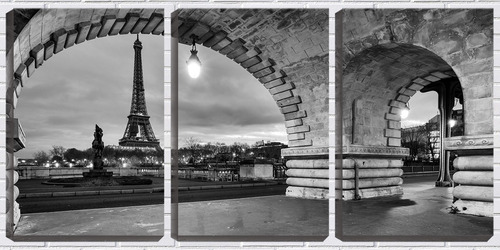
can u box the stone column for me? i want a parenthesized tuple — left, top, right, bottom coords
(6, 37, 24, 235)
(338, 145, 408, 200)
(282, 147, 329, 200)
(443, 135, 493, 217)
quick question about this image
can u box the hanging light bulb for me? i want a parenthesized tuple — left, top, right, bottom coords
(400, 103, 410, 119)
(448, 119, 457, 128)
(187, 36, 201, 78)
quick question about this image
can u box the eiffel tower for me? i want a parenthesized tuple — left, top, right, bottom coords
(119, 34, 160, 149)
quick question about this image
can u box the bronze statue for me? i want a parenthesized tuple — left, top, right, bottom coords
(92, 124, 104, 169)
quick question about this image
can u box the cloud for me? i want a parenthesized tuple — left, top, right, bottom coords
(177, 45, 287, 146)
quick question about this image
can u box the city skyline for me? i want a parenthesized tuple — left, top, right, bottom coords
(15, 34, 164, 158)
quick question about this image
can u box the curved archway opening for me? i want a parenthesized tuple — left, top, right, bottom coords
(341, 43, 466, 200)
(16, 34, 164, 159)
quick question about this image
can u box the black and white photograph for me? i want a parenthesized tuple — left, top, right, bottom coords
(172, 9, 329, 240)
(6, 9, 164, 239)
(336, 9, 494, 241)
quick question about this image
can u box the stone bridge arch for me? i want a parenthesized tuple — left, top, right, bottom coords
(173, 9, 329, 200)
(5, 8, 164, 236)
(337, 9, 493, 217)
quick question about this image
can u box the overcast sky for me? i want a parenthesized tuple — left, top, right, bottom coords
(178, 44, 287, 148)
(16, 34, 164, 158)
(401, 91, 439, 128)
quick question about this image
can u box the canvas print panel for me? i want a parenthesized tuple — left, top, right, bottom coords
(6, 9, 164, 239)
(336, 9, 494, 241)
(172, 9, 329, 240)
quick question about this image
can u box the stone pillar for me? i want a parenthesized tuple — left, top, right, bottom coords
(338, 145, 408, 200)
(443, 135, 493, 217)
(282, 147, 328, 200)
(6, 11, 25, 235)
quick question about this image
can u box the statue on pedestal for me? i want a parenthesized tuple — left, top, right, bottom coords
(92, 124, 104, 170)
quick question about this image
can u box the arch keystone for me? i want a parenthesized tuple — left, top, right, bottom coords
(120, 13, 140, 34)
(131, 18, 149, 34)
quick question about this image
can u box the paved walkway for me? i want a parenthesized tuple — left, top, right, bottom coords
(340, 176, 493, 241)
(13, 176, 494, 240)
(177, 195, 329, 239)
(14, 204, 164, 238)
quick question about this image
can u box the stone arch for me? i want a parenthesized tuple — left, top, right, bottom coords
(174, 9, 330, 199)
(5, 8, 164, 236)
(385, 69, 459, 144)
(10, 9, 164, 91)
(341, 9, 493, 138)
(337, 9, 493, 217)
(343, 43, 460, 147)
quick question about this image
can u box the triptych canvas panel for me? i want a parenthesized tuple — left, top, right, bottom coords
(3, 7, 495, 242)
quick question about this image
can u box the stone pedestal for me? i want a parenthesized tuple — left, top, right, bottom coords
(83, 157, 113, 178)
(82, 169, 113, 178)
(444, 135, 493, 217)
(282, 147, 329, 200)
(338, 145, 408, 200)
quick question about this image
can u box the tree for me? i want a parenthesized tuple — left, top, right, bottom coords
(184, 137, 202, 164)
(50, 145, 66, 159)
(401, 125, 427, 161)
(33, 151, 49, 165)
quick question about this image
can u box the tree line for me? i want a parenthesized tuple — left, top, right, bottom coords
(179, 137, 286, 165)
(32, 145, 163, 167)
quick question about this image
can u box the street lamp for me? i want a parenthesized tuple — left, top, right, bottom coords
(400, 103, 410, 119)
(186, 36, 201, 78)
(448, 119, 457, 128)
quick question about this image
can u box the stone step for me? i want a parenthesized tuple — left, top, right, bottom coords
(453, 199, 493, 217)
(286, 186, 328, 200)
(341, 186, 403, 200)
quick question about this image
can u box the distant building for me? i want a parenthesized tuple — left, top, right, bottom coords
(253, 140, 288, 162)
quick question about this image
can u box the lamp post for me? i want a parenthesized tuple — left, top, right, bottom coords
(186, 36, 201, 78)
